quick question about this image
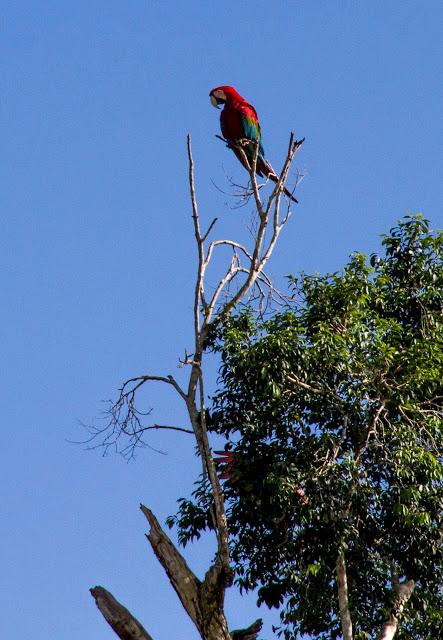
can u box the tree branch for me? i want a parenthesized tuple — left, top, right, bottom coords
(91, 132, 304, 639)
(90, 586, 154, 640)
(140, 504, 232, 640)
(377, 577, 415, 640)
(145, 424, 194, 434)
(185, 135, 232, 577)
(336, 550, 353, 640)
(120, 375, 187, 402)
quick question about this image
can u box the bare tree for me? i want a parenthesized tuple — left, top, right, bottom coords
(90, 134, 304, 640)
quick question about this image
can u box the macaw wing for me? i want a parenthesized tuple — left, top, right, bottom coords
(239, 104, 260, 140)
(239, 104, 265, 157)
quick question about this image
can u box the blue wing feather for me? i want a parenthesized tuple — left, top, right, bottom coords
(239, 105, 265, 157)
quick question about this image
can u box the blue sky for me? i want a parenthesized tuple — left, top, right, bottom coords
(2, 2, 442, 638)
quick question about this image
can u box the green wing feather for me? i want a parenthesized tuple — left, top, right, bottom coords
(240, 105, 265, 156)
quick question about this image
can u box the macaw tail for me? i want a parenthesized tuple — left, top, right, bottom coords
(254, 154, 298, 203)
(231, 143, 298, 203)
(267, 171, 298, 203)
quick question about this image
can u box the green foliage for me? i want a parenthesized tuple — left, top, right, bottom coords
(170, 217, 443, 639)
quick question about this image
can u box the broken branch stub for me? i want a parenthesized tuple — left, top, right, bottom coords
(141, 504, 232, 640)
(90, 586, 154, 640)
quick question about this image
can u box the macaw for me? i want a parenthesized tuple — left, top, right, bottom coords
(209, 85, 298, 202)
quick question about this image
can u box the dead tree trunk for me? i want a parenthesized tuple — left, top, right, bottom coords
(89, 133, 304, 639)
(141, 504, 232, 640)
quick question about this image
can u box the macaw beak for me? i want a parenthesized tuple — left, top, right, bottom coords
(210, 94, 221, 108)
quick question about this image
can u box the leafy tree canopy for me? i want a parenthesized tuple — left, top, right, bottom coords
(169, 216, 443, 639)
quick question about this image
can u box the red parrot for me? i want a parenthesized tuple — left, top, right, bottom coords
(209, 85, 298, 202)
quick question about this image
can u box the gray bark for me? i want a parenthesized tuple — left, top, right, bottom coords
(378, 579, 415, 640)
(336, 551, 353, 640)
(90, 586, 154, 640)
(141, 504, 232, 640)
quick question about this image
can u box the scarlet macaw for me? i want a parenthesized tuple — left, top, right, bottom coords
(209, 85, 298, 202)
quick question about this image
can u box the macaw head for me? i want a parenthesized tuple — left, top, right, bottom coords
(209, 86, 244, 108)
(209, 87, 227, 108)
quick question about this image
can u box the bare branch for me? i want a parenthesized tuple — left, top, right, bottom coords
(90, 586, 154, 640)
(205, 239, 253, 266)
(144, 424, 194, 434)
(206, 253, 241, 321)
(120, 375, 187, 401)
(91, 132, 305, 639)
(188, 133, 207, 332)
(264, 134, 302, 217)
(141, 504, 231, 640)
(80, 373, 191, 459)
(248, 140, 265, 219)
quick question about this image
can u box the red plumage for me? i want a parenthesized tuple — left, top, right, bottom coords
(218, 87, 252, 141)
(209, 85, 298, 202)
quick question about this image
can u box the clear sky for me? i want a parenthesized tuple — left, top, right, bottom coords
(2, 2, 442, 638)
